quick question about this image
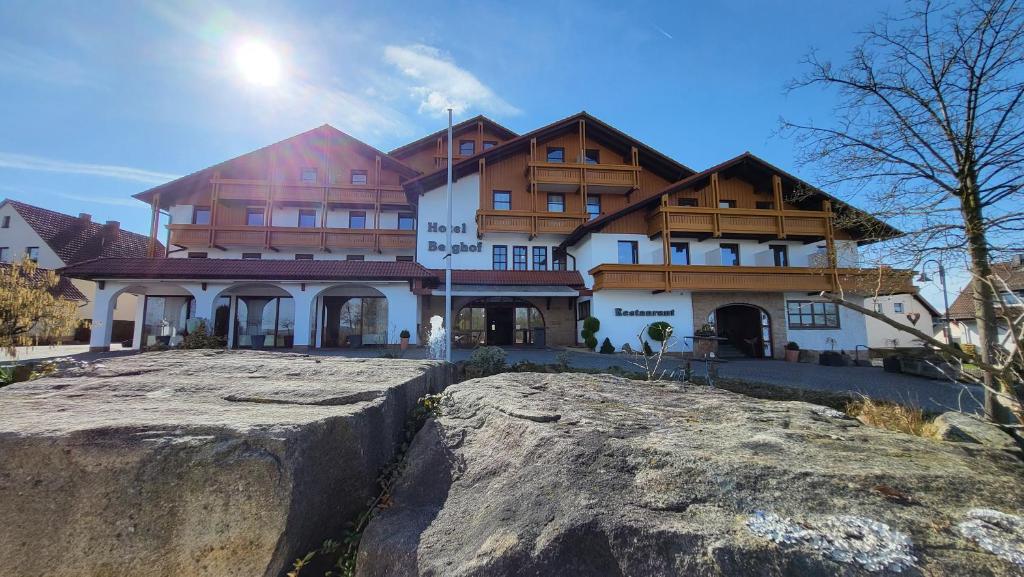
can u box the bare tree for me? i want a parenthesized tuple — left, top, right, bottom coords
(783, 0, 1024, 421)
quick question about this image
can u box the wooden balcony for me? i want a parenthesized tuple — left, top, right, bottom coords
(528, 162, 641, 193)
(168, 224, 416, 252)
(476, 210, 588, 238)
(647, 206, 831, 239)
(211, 178, 409, 207)
(590, 264, 915, 295)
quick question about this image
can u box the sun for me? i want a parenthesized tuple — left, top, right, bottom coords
(234, 39, 282, 87)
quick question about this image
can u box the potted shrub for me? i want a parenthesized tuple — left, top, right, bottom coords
(784, 341, 800, 362)
(693, 323, 717, 358)
(399, 329, 411, 351)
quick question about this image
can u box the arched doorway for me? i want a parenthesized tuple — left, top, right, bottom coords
(316, 285, 388, 348)
(708, 304, 773, 358)
(456, 298, 545, 347)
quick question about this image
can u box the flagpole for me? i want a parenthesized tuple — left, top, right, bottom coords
(445, 108, 453, 363)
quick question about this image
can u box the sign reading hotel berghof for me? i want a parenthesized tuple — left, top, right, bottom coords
(426, 222, 482, 254)
(614, 308, 675, 317)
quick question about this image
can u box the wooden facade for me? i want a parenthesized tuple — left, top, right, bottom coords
(391, 119, 516, 174)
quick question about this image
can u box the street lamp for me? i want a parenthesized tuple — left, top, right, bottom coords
(917, 259, 952, 344)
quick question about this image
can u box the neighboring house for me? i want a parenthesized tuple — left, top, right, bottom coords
(0, 199, 159, 341)
(61, 113, 914, 356)
(945, 258, 1024, 352)
(865, 293, 941, 349)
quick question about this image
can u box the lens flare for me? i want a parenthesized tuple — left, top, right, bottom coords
(234, 39, 282, 87)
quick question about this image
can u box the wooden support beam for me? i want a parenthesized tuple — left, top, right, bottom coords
(772, 174, 786, 239)
(710, 172, 722, 237)
(147, 192, 160, 257)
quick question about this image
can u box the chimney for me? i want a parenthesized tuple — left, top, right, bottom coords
(103, 220, 120, 235)
(78, 213, 92, 223)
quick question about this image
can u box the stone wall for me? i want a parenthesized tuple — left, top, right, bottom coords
(421, 295, 577, 346)
(690, 292, 787, 359)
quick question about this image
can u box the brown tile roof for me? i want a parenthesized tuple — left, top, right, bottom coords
(430, 269, 585, 288)
(947, 261, 1024, 320)
(59, 257, 436, 283)
(4, 199, 159, 265)
(559, 152, 901, 247)
(0, 262, 87, 301)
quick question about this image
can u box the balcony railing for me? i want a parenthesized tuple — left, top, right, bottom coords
(528, 162, 640, 192)
(590, 264, 915, 295)
(169, 224, 415, 252)
(212, 178, 409, 206)
(476, 210, 588, 237)
(647, 206, 831, 239)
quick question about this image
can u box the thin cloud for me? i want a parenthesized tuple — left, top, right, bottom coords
(56, 192, 147, 208)
(0, 39, 94, 87)
(383, 44, 520, 117)
(0, 152, 179, 185)
(653, 24, 673, 40)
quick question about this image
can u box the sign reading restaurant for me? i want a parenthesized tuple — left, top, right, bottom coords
(614, 308, 675, 317)
(426, 222, 483, 254)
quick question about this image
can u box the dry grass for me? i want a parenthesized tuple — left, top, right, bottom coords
(846, 396, 938, 437)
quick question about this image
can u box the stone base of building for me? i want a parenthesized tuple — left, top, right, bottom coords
(88, 345, 110, 353)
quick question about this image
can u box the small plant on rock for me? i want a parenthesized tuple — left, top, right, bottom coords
(466, 346, 507, 377)
(181, 319, 225, 349)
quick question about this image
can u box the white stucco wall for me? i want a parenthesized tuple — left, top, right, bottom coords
(865, 294, 938, 348)
(589, 290, 694, 353)
(783, 293, 869, 352)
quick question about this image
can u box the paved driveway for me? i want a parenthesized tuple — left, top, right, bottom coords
(5, 344, 981, 414)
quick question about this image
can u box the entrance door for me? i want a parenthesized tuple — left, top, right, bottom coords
(714, 305, 772, 358)
(486, 307, 515, 345)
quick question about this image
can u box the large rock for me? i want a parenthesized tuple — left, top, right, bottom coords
(357, 373, 1024, 576)
(0, 350, 447, 577)
(931, 411, 1020, 450)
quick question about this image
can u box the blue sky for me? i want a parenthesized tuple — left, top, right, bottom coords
(0, 0, 962, 304)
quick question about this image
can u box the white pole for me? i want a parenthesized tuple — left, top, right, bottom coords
(445, 108, 453, 363)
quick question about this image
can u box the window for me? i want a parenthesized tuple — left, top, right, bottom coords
(396, 255, 414, 262)
(546, 147, 565, 163)
(301, 168, 318, 183)
(552, 247, 567, 270)
(298, 209, 317, 228)
(874, 301, 883, 313)
(770, 245, 788, 267)
(894, 302, 905, 314)
(787, 301, 841, 329)
(617, 241, 638, 264)
(720, 243, 740, 266)
(513, 246, 528, 270)
(295, 254, 314, 260)
(187, 252, 208, 259)
(192, 206, 211, 225)
(547, 193, 565, 213)
(0, 247, 9, 262)
(241, 252, 261, 260)
(677, 198, 698, 207)
(246, 207, 265, 226)
(1, 216, 9, 228)
(349, 211, 366, 229)
(346, 254, 365, 261)
(577, 300, 591, 320)
(587, 196, 601, 220)
(459, 140, 475, 156)
(756, 201, 774, 210)
(350, 170, 368, 185)
(492, 245, 508, 270)
(670, 242, 689, 265)
(25, 247, 38, 262)
(719, 199, 737, 208)
(493, 190, 511, 211)
(483, 140, 498, 150)
(584, 149, 600, 164)
(533, 246, 548, 270)
(398, 213, 415, 230)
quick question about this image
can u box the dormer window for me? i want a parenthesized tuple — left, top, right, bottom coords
(301, 168, 318, 183)
(584, 149, 600, 164)
(546, 147, 565, 163)
(192, 206, 211, 225)
(459, 140, 475, 156)
(351, 170, 368, 185)
(483, 140, 498, 150)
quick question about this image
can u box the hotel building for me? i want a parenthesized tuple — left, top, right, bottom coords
(62, 112, 913, 356)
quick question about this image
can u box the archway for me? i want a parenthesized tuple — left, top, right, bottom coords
(214, 283, 293, 349)
(708, 304, 773, 358)
(314, 285, 388, 348)
(456, 298, 545, 347)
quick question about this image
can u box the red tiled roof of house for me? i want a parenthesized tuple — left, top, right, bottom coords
(59, 257, 436, 283)
(0, 262, 86, 301)
(947, 261, 1024, 320)
(3, 199, 159, 264)
(429, 269, 585, 288)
